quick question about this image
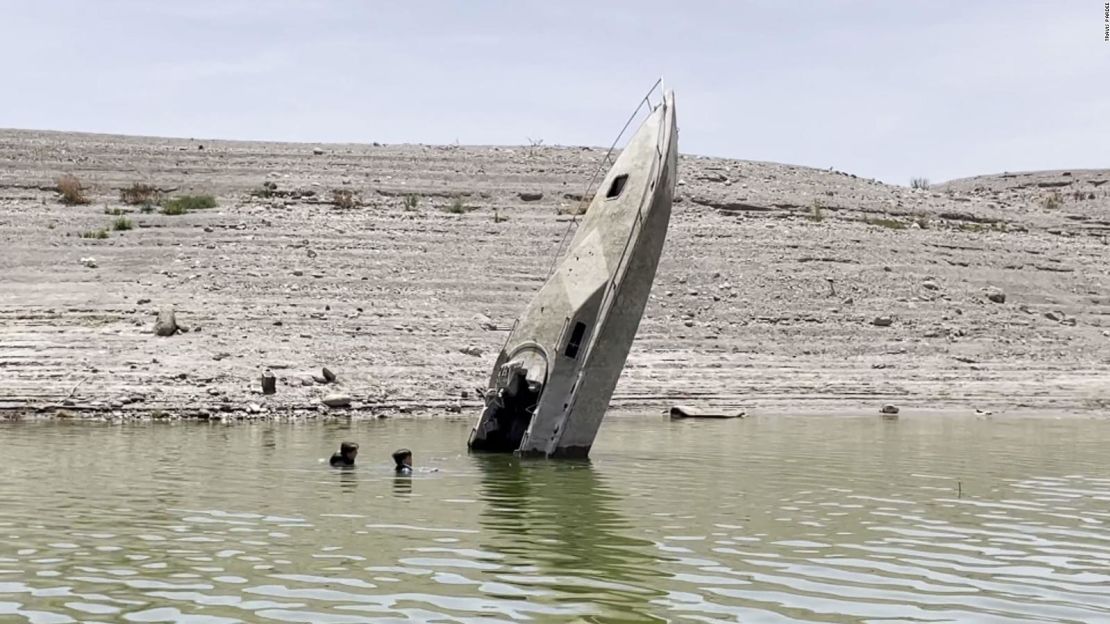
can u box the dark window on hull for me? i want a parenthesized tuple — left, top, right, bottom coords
(564, 321, 587, 358)
(606, 174, 629, 199)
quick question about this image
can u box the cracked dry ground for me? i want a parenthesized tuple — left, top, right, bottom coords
(1, 129, 1108, 420)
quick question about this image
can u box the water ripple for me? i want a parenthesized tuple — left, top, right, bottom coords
(1, 417, 1108, 622)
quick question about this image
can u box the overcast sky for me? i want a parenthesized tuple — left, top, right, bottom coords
(1, 1, 1105, 184)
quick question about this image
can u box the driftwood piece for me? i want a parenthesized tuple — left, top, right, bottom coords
(669, 405, 745, 419)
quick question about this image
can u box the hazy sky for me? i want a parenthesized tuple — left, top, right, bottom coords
(1, 1, 1105, 184)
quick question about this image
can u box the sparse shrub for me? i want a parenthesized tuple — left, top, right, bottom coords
(161, 194, 217, 214)
(402, 194, 420, 211)
(862, 217, 907, 230)
(111, 216, 133, 231)
(251, 181, 278, 198)
(120, 183, 161, 206)
(807, 199, 824, 222)
(331, 189, 358, 209)
(1041, 192, 1062, 210)
(80, 228, 109, 239)
(910, 177, 930, 190)
(104, 207, 125, 216)
(526, 137, 544, 157)
(140, 204, 155, 214)
(557, 202, 589, 216)
(57, 174, 90, 205)
(444, 196, 474, 214)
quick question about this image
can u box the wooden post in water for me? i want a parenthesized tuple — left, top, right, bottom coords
(261, 370, 276, 395)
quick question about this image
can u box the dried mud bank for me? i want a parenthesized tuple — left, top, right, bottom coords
(1, 129, 1108, 422)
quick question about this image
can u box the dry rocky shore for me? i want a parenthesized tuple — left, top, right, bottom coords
(1, 129, 1108, 421)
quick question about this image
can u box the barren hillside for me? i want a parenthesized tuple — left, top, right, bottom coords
(1, 129, 1107, 419)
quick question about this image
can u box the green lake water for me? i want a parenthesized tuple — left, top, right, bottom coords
(1, 415, 1109, 623)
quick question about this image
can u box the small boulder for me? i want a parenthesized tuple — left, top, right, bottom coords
(985, 288, 1006, 304)
(460, 346, 482, 357)
(322, 393, 351, 408)
(872, 316, 893, 327)
(322, 367, 337, 383)
(519, 192, 543, 202)
(880, 404, 900, 415)
(312, 147, 325, 156)
(474, 313, 498, 331)
(154, 307, 178, 336)
(1045, 310, 1064, 322)
(923, 281, 939, 291)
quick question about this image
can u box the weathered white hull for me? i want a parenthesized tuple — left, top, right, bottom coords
(469, 89, 678, 458)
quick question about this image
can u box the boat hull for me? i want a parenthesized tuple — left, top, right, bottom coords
(469, 90, 678, 458)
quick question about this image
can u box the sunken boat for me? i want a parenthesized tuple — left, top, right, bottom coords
(468, 85, 678, 458)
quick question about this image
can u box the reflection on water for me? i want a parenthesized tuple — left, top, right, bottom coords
(475, 456, 666, 622)
(0, 416, 1109, 623)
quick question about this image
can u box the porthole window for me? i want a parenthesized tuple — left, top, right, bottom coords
(606, 174, 629, 199)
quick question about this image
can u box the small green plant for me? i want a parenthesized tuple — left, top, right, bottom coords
(910, 177, 930, 190)
(120, 183, 161, 205)
(111, 216, 133, 231)
(1041, 192, 1062, 210)
(140, 204, 155, 214)
(807, 199, 824, 222)
(104, 206, 125, 216)
(402, 194, 420, 211)
(161, 194, 217, 215)
(57, 174, 90, 205)
(331, 189, 358, 209)
(958, 222, 988, 233)
(444, 196, 474, 214)
(863, 217, 907, 230)
(80, 228, 109, 239)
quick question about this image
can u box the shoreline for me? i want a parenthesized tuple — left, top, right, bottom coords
(4, 401, 1106, 423)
